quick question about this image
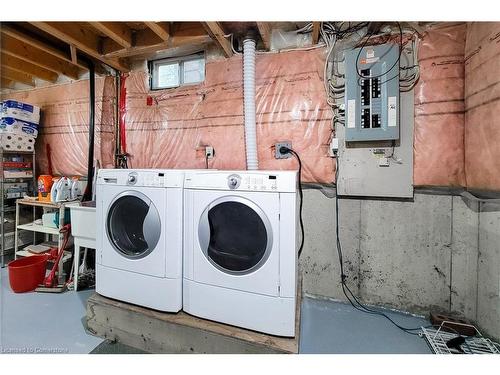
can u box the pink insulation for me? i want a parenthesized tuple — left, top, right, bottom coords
(464, 22, 500, 191)
(1, 76, 116, 176)
(2, 23, 499, 191)
(123, 49, 334, 183)
(413, 23, 467, 187)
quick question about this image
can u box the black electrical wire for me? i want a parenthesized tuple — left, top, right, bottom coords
(355, 22, 403, 83)
(280, 146, 305, 258)
(334, 157, 426, 336)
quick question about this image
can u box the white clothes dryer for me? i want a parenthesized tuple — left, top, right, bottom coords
(183, 170, 298, 336)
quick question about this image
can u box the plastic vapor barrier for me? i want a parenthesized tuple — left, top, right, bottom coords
(2, 22, 499, 191)
(464, 22, 500, 191)
(123, 49, 334, 183)
(413, 23, 467, 187)
(2, 77, 116, 176)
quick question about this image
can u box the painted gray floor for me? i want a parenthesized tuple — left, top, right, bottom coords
(299, 296, 432, 353)
(0, 268, 103, 354)
(1, 266, 431, 354)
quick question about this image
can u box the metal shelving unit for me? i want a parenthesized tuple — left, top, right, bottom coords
(0, 149, 36, 267)
(14, 198, 77, 284)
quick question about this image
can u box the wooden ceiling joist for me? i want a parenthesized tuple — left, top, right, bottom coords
(1, 78, 15, 89)
(89, 22, 133, 48)
(256, 22, 272, 50)
(203, 22, 233, 58)
(30, 22, 129, 72)
(312, 22, 321, 45)
(1, 67, 35, 87)
(1, 34, 80, 80)
(1, 25, 86, 71)
(102, 24, 211, 59)
(1, 53, 58, 83)
(144, 22, 170, 41)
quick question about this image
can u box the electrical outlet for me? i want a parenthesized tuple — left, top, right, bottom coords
(275, 142, 292, 159)
(329, 138, 339, 157)
(205, 146, 214, 159)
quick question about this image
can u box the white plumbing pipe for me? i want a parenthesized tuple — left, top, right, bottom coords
(243, 37, 258, 170)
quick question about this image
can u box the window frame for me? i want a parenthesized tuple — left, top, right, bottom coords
(149, 53, 205, 91)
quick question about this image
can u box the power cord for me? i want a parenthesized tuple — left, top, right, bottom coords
(334, 157, 424, 336)
(279, 146, 305, 258)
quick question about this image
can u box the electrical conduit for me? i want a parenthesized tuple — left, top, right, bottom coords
(243, 37, 258, 170)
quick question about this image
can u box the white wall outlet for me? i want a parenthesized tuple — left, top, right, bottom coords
(378, 157, 390, 167)
(329, 138, 339, 157)
(205, 146, 214, 159)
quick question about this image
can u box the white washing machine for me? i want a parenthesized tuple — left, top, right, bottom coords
(96, 169, 183, 312)
(183, 170, 298, 336)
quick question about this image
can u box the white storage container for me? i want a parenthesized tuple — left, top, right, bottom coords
(69, 204, 96, 242)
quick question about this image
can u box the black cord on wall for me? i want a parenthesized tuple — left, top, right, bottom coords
(279, 146, 305, 258)
(334, 157, 424, 335)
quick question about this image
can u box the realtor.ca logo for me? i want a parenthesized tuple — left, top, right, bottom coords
(1, 346, 69, 354)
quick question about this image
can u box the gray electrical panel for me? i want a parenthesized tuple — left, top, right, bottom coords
(345, 43, 400, 142)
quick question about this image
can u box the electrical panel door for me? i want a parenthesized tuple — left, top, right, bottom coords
(345, 43, 400, 142)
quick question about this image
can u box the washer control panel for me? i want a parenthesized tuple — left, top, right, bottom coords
(142, 172, 167, 187)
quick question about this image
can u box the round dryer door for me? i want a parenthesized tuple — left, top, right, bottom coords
(198, 196, 273, 274)
(106, 191, 161, 259)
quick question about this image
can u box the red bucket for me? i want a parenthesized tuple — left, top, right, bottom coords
(8, 255, 48, 293)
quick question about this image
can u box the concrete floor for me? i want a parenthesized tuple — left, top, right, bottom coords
(1, 267, 432, 354)
(299, 295, 431, 353)
(0, 267, 102, 354)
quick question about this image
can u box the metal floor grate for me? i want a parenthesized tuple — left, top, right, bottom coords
(421, 322, 500, 354)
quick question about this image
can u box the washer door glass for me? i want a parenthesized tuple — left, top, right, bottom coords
(200, 198, 272, 274)
(106, 192, 161, 258)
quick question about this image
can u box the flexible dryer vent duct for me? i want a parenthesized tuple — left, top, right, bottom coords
(243, 37, 258, 170)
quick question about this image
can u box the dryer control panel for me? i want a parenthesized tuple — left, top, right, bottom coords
(240, 174, 278, 191)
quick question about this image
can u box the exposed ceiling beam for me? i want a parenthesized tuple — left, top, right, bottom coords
(144, 22, 170, 41)
(203, 22, 233, 58)
(102, 25, 211, 59)
(1, 67, 35, 87)
(1, 34, 80, 79)
(1, 53, 58, 83)
(30, 22, 130, 72)
(256, 22, 272, 50)
(89, 22, 133, 48)
(1, 78, 15, 89)
(312, 22, 320, 45)
(0, 25, 86, 71)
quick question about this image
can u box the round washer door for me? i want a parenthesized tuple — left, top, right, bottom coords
(198, 196, 273, 275)
(106, 191, 161, 259)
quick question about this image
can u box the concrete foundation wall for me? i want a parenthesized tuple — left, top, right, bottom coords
(299, 189, 500, 340)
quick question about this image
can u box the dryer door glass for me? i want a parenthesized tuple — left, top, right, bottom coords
(204, 200, 270, 273)
(106, 193, 161, 258)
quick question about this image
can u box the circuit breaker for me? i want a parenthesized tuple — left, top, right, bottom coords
(344, 43, 400, 142)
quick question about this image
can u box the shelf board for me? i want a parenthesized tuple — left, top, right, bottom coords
(0, 150, 35, 155)
(17, 222, 60, 235)
(1, 177, 35, 182)
(16, 250, 72, 264)
(16, 198, 79, 209)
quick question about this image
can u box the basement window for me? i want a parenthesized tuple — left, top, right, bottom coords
(149, 53, 205, 90)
